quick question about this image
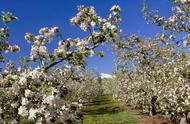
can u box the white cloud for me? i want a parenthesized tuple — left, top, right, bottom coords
(100, 73, 113, 79)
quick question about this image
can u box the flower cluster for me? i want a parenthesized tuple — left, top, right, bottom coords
(176, 0, 190, 3)
(0, 63, 102, 123)
(143, 0, 189, 46)
(70, 5, 121, 41)
(0, 12, 19, 63)
(24, 27, 60, 61)
(70, 5, 97, 31)
(23, 5, 121, 70)
(109, 5, 121, 28)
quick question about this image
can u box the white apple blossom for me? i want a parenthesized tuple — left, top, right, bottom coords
(39, 27, 49, 34)
(110, 5, 121, 13)
(10, 119, 18, 124)
(29, 108, 39, 119)
(11, 84, 20, 94)
(25, 89, 33, 98)
(179, 0, 190, 3)
(21, 97, 29, 106)
(25, 33, 34, 42)
(61, 105, 66, 110)
(29, 67, 42, 79)
(38, 46, 48, 57)
(30, 44, 38, 60)
(44, 95, 57, 105)
(11, 102, 19, 108)
(90, 21, 96, 27)
(50, 27, 59, 34)
(103, 22, 116, 31)
(18, 76, 27, 85)
(35, 35, 44, 43)
(80, 22, 88, 31)
(18, 106, 28, 117)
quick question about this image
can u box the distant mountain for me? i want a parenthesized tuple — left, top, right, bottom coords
(100, 73, 113, 79)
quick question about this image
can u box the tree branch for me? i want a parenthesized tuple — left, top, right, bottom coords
(44, 58, 64, 70)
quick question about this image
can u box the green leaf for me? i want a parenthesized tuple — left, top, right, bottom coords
(1, 11, 18, 24)
(96, 51, 104, 58)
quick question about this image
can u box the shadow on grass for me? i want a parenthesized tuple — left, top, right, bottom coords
(83, 101, 110, 106)
(79, 95, 139, 124)
(82, 95, 124, 115)
(83, 106, 122, 115)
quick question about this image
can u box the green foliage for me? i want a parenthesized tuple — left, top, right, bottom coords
(20, 119, 35, 124)
(96, 51, 104, 58)
(0, 11, 17, 24)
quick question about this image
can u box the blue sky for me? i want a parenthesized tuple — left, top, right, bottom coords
(1, 0, 173, 74)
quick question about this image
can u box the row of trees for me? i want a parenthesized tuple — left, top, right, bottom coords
(114, 0, 190, 123)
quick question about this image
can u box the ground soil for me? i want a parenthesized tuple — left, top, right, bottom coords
(122, 104, 173, 124)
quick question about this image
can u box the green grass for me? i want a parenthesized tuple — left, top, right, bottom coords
(78, 95, 139, 124)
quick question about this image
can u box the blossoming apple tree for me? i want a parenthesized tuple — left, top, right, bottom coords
(0, 5, 121, 124)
